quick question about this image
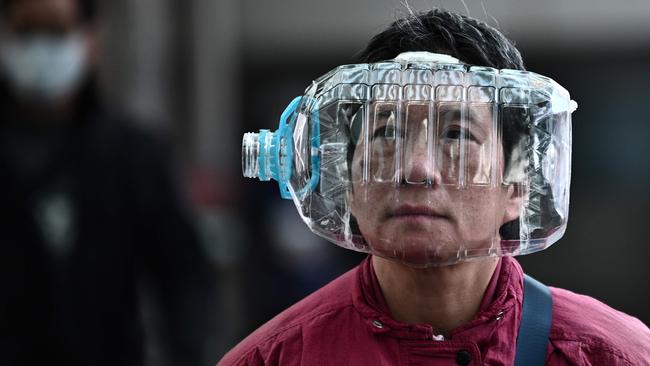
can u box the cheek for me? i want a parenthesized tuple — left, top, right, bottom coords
(350, 182, 386, 218)
(350, 183, 398, 244)
(449, 188, 507, 227)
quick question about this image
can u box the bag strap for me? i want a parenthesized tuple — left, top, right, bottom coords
(514, 274, 553, 366)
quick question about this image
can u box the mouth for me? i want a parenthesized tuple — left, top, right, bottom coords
(388, 204, 448, 221)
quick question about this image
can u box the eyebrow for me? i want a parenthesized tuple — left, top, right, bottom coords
(439, 108, 478, 124)
(374, 107, 486, 124)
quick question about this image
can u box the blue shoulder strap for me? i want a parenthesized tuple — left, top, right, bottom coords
(514, 274, 553, 366)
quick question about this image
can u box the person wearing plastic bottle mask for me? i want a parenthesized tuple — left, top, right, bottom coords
(0, 0, 96, 115)
(226, 9, 650, 366)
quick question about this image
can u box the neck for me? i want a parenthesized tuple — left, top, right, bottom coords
(372, 255, 499, 337)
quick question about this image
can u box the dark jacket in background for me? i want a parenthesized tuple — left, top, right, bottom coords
(0, 82, 213, 366)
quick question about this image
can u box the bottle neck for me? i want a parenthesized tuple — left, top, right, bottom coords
(242, 132, 260, 178)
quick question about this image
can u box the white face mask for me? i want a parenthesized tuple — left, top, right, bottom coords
(0, 32, 87, 103)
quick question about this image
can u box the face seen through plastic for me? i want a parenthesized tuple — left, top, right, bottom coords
(349, 102, 522, 266)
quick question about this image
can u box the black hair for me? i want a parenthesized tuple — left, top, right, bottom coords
(357, 8, 524, 70)
(1, 0, 97, 22)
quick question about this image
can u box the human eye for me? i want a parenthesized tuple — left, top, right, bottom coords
(441, 126, 476, 142)
(373, 122, 408, 142)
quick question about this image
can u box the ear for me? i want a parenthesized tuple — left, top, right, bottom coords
(502, 182, 526, 225)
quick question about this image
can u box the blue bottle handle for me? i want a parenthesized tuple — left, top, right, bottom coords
(258, 96, 320, 200)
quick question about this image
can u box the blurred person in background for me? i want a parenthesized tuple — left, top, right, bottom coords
(0, 0, 214, 365)
(220, 8, 650, 366)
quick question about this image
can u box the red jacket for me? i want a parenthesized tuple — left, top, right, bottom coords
(219, 256, 650, 365)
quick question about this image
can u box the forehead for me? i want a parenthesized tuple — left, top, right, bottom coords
(6, 0, 80, 31)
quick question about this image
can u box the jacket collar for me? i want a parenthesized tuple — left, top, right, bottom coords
(352, 255, 524, 341)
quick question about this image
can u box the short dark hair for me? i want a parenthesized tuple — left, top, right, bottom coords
(1, 0, 97, 22)
(358, 8, 524, 70)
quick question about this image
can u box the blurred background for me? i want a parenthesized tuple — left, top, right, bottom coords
(0, 0, 648, 364)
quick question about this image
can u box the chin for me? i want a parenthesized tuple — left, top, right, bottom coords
(368, 236, 463, 268)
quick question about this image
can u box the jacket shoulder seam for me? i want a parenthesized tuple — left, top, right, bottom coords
(549, 334, 636, 365)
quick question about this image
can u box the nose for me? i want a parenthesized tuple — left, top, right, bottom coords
(401, 118, 441, 186)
